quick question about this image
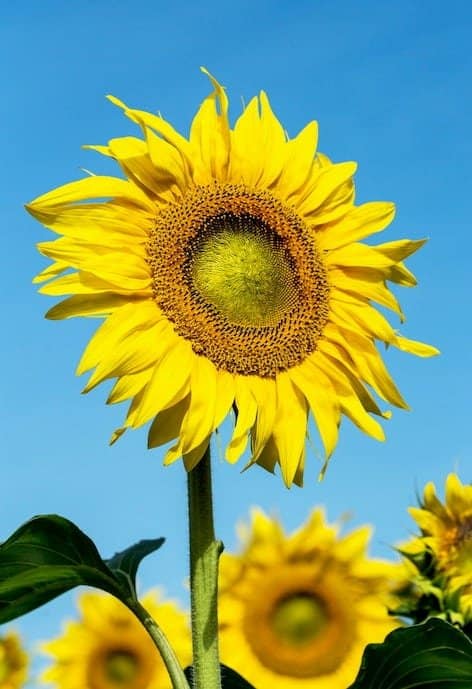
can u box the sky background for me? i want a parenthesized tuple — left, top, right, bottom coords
(1, 0, 471, 677)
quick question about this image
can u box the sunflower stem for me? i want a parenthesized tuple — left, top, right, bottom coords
(133, 601, 190, 689)
(187, 444, 223, 689)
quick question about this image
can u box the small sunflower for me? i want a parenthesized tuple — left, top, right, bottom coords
(41, 590, 191, 689)
(27, 69, 438, 485)
(0, 631, 28, 689)
(407, 473, 472, 588)
(218, 509, 402, 689)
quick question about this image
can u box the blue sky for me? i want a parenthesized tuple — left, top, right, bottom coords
(1, 0, 471, 669)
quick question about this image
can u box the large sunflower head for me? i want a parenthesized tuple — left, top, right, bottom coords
(218, 509, 403, 689)
(41, 590, 191, 689)
(27, 69, 438, 485)
(0, 632, 28, 689)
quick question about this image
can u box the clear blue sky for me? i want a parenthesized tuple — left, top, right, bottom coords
(1, 0, 470, 667)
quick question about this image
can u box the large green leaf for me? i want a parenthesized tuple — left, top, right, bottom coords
(348, 617, 472, 689)
(185, 665, 256, 689)
(0, 515, 164, 623)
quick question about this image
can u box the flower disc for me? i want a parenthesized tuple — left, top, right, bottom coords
(147, 184, 329, 376)
(27, 69, 438, 485)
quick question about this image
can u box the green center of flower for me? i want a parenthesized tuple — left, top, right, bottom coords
(105, 652, 139, 686)
(191, 218, 298, 327)
(272, 593, 328, 646)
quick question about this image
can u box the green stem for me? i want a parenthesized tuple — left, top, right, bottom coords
(187, 444, 222, 689)
(133, 600, 190, 689)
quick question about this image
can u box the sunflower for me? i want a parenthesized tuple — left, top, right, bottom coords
(218, 509, 402, 689)
(41, 590, 191, 689)
(407, 473, 472, 588)
(0, 631, 28, 689)
(27, 69, 438, 486)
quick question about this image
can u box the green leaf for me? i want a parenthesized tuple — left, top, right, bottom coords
(184, 665, 256, 689)
(0, 515, 164, 623)
(105, 538, 165, 593)
(348, 617, 472, 689)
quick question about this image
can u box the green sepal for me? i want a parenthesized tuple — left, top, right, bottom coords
(396, 545, 434, 575)
(348, 617, 472, 689)
(0, 515, 164, 623)
(185, 665, 256, 689)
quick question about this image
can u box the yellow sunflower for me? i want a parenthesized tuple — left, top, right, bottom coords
(41, 590, 191, 689)
(407, 473, 472, 587)
(218, 509, 402, 689)
(27, 69, 438, 486)
(0, 631, 28, 689)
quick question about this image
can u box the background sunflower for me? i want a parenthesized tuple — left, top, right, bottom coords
(41, 591, 191, 689)
(218, 509, 403, 689)
(0, 632, 28, 689)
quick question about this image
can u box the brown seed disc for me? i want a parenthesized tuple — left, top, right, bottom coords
(146, 184, 330, 377)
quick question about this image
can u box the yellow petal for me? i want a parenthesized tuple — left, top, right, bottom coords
(213, 370, 235, 429)
(27, 202, 149, 241)
(289, 359, 340, 458)
(330, 271, 404, 321)
(317, 335, 391, 418)
(254, 435, 278, 476)
(296, 162, 357, 218)
(317, 202, 395, 250)
(45, 293, 134, 319)
(445, 473, 472, 517)
(393, 335, 439, 357)
(26, 175, 154, 212)
(130, 335, 193, 427)
(326, 242, 396, 269)
(107, 94, 193, 163)
(331, 325, 409, 409)
(76, 301, 160, 375)
(164, 356, 218, 464)
(247, 377, 277, 460)
(107, 368, 152, 404)
(226, 378, 258, 464)
(271, 373, 308, 488)
(310, 356, 386, 441)
(375, 238, 427, 261)
(107, 136, 177, 200)
(33, 260, 69, 284)
(183, 436, 212, 472)
(278, 121, 318, 200)
(82, 322, 166, 392)
(78, 252, 151, 290)
(330, 299, 397, 344)
(190, 68, 230, 182)
(147, 396, 191, 448)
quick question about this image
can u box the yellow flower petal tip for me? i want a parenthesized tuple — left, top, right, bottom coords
(28, 69, 437, 485)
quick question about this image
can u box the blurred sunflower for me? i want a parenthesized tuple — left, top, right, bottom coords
(41, 590, 191, 689)
(0, 631, 28, 689)
(408, 473, 472, 585)
(27, 69, 437, 485)
(218, 509, 402, 689)
(395, 474, 472, 633)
